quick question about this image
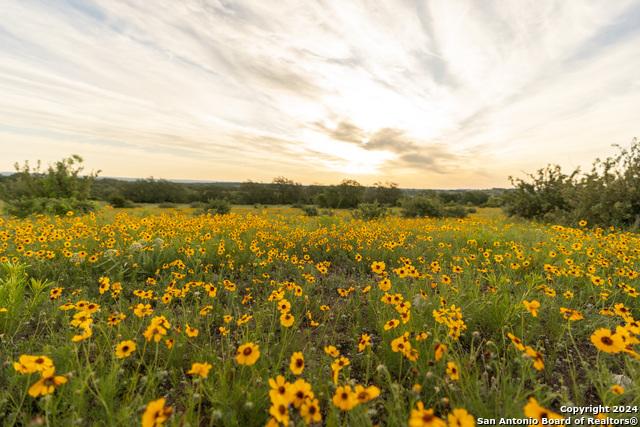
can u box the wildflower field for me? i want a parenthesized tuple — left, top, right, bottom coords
(0, 206, 638, 426)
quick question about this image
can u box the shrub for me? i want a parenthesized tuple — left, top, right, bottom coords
(400, 196, 445, 218)
(353, 201, 389, 220)
(443, 205, 469, 218)
(204, 198, 231, 215)
(2, 155, 100, 217)
(504, 138, 640, 228)
(108, 193, 132, 208)
(3, 197, 97, 217)
(15, 155, 98, 200)
(503, 165, 576, 221)
(484, 196, 504, 208)
(301, 205, 319, 217)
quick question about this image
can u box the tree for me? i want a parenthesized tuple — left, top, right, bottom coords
(122, 178, 189, 204)
(271, 176, 303, 205)
(326, 179, 364, 209)
(238, 180, 276, 205)
(363, 181, 403, 206)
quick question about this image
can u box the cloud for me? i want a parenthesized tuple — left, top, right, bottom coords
(1, 0, 639, 188)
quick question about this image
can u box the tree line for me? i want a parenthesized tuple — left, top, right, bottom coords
(5, 136, 637, 228)
(0, 156, 502, 218)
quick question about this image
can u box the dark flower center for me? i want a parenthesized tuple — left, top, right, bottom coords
(243, 348, 252, 355)
(602, 337, 614, 345)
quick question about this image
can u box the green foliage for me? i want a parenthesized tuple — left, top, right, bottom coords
(504, 165, 577, 221)
(505, 138, 640, 228)
(440, 190, 490, 206)
(271, 176, 304, 204)
(0, 262, 51, 336)
(301, 205, 319, 217)
(204, 198, 231, 215)
(314, 192, 329, 208)
(11, 155, 98, 200)
(443, 205, 469, 218)
(569, 139, 640, 228)
(238, 180, 275, 205)
(0, 262, 28, 316)
(363, 181, 403, 206)
(107, 192, 132, 208)
(121, 178, 190, 204)
(3, 197, 98, 217)
(399, 195, 445, 218)
(484, 195, 504, 207)
(332, 179, 365, 209)
(353, 201, 389, 220)
(1, 155, 100, 217)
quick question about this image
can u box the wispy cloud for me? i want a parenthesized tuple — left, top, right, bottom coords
(1, 0, 639, 188)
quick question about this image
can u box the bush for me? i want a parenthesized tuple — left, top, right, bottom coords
(301, 206, 319, 217)
(107, 193, 133, 208)
(484, 196, 504, 208)
(443, 205, 469, 218)
(353, 201, 388, 220)
(504, 138, 640, 228)
(1, 155, 100, 217)
(204, 198, 231, 215)
(3, 197, 97, 217)
(504, 165, 576, 221)
(400, 196, 445, 218)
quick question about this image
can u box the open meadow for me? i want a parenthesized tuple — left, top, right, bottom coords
(0, 206, 638, 426)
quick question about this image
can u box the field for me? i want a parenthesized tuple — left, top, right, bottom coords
(0, 205, 638, 426)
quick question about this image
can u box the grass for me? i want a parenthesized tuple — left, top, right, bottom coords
(0, 206, 638, 426)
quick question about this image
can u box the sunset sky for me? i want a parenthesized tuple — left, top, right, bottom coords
(1, 0, 639, 189)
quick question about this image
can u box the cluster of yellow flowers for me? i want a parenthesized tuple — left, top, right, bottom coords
(590, 302, 640, 358)
(13, 355, 68, 397)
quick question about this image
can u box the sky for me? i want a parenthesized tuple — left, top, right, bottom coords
(1, 0, 640, 189)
